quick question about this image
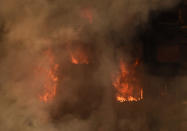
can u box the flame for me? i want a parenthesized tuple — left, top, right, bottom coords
(117, 96, 139, 102)
(71, 55, 79, 64)
(38, 49, 59, 103)
(70, 48, 89, 64)
(113, 59, 143, 102)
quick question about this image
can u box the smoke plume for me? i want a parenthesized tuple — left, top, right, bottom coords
(0, 0, 184, 131)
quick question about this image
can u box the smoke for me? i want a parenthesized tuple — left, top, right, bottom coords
(0, 0, 183, 131)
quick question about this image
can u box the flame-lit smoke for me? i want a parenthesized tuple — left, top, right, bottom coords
(113, 59, 143, 102)
(0, 0, 183, 131)
(70, 49, 89, 64)
(36, 49, 59, 103)
(80, 7, 93, 24)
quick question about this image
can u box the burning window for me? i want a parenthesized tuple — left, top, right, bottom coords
(112, 59, 143, 102)
(36, 49, 59, 103)
(70, 47, 89, 64)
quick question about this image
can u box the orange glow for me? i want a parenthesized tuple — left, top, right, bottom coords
(71, 55, 79, 64)
(113, 59, 143, 102)
(135, 59, 139, 66)
(70, 48, 89, 64)
(80, 8, 93, 24)
(140, 88, 143, 100)
(117, 96, 139, 102)
(38, 49, 59, 103)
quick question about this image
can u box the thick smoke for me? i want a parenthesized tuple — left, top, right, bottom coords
(0, 0, 183, 131)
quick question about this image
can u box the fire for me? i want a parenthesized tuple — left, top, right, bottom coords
(117, 96, 138, 102)
(113, 59, 143, 102)
(70, 48, 89, 64)
(38, 49, 59, 103)
(71, 55, 79, 64)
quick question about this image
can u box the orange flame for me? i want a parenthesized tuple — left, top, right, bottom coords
(113, 59, 143, 102)
(71, 55, 79, 64)
(38, 49, 59, 103)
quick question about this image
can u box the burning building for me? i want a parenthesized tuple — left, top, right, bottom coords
(0, 0, 186, 131)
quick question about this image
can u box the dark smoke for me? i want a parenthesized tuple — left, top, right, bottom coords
(1, 0, 186, 131)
